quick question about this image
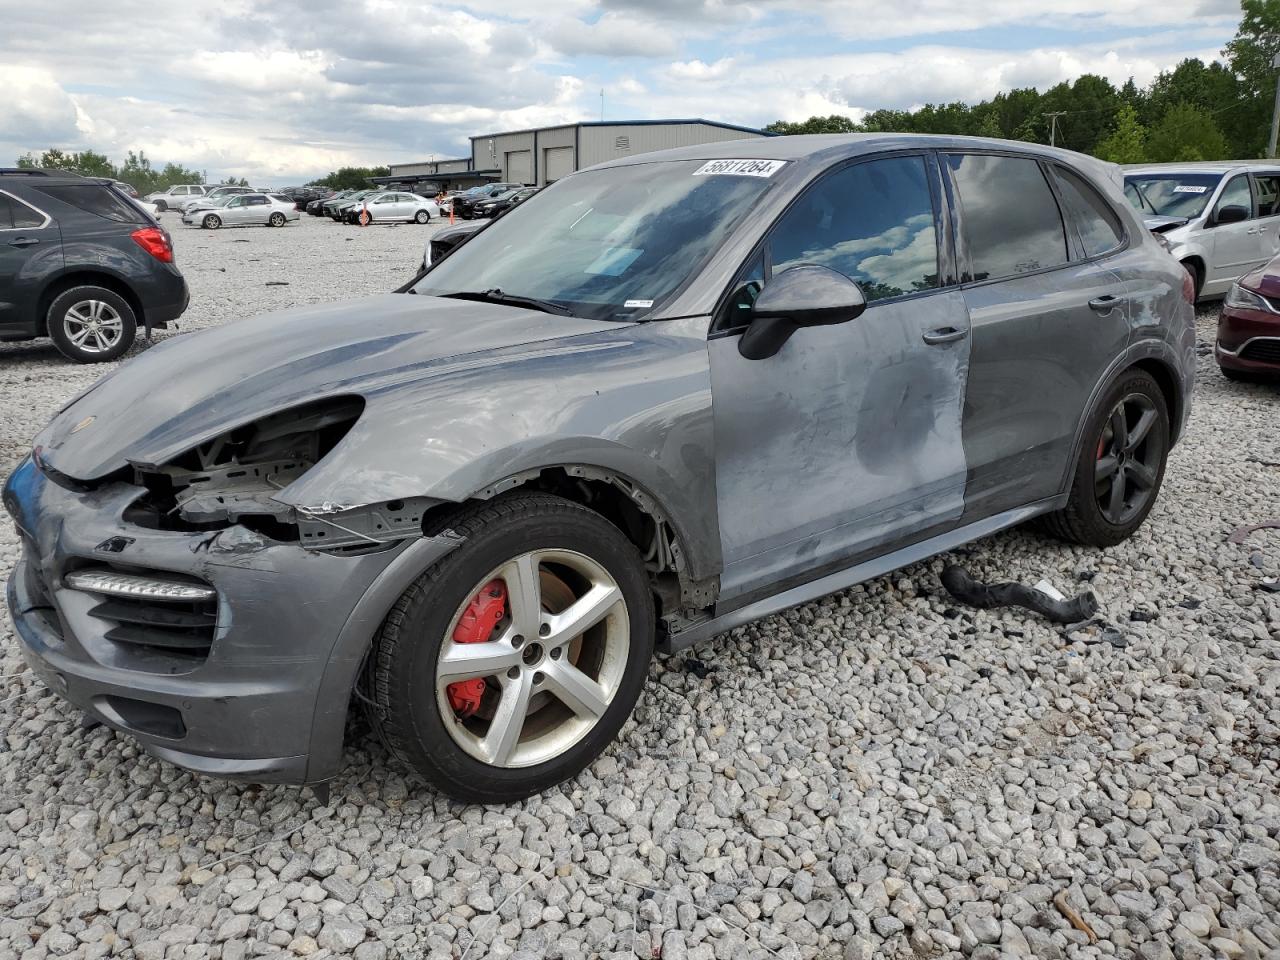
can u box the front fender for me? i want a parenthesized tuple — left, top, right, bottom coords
(278, 315, 723, 580)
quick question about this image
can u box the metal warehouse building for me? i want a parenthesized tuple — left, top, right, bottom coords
(379, 118, 769, 192)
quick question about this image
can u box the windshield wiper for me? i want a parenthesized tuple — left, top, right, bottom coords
(440, 288, 575, 316)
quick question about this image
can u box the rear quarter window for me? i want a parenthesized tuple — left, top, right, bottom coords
(1052, 166, 1125, 258)
(30, 184, 143, 224)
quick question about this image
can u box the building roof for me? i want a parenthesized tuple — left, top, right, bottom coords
(468, 117, 774, 141)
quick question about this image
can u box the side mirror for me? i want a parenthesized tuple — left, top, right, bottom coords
(738, 265, 867, 360)
(1214, 204, 1249, 225)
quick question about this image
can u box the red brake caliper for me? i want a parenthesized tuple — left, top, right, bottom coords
(446, 579, 507, 718)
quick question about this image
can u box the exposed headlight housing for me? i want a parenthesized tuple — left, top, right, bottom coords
(1225, 281, 1276, 314)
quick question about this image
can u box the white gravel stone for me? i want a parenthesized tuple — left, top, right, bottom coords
(1, 220, 1279, 960)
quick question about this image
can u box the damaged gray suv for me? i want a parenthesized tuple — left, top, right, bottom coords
(4, 135, 1195, 803)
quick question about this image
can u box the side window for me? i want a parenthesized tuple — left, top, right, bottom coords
(0, 194, 13, 230)
(1213, 176, 1252, 220)
(767, 155, 940, 303)
(725, 251, 766, 323)
(11, 195, 46, 229)
(30, 184, 141, 224)
(948, 153, 1067, 281)
(1052, 166, 1124, 259)
(1254, 174, 1280, 217)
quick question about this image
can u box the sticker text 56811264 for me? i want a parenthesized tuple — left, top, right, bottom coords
(692, 159, 787, 178)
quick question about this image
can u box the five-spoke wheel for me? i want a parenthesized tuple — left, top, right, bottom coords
(46, 285, 137, 363)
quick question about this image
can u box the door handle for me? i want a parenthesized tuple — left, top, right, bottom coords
(7, 237, 39, 248)
(1088, 294, 1122, 312)
(921, 326, 967, 345)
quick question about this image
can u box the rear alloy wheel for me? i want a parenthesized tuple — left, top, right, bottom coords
(414, 209, 431, 224)
(46, 286, 136, 363)
(203, 213, 221, 230)
(269, 212, 286, 227)
(367, 493, 654, 803)
(1041, 370, 1169, 546)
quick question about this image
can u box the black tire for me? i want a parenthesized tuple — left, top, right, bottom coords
(154, 199, 168, 212)
(1041, 369, 1170, 547)
(269, 212, 286, 227)
(46, 285, 137, 363)
(414, 210, 430, 224)
(1182, 260, 1202, 303)
(367, 493, 654, 803)
(203, 214, 221, 230)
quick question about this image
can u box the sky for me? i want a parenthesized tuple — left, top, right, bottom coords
(0, 0, 1245, 184)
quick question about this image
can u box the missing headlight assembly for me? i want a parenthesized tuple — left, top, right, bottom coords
(125, 397, 368, 542)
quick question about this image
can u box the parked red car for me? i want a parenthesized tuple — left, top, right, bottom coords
(1217, 259, 1280, 380)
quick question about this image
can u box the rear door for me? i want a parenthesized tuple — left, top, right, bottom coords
(1251, 171, 1280, 264)
(0, 189, 61, 331)
(946, 152, 1132, 519)
(709, 152, 972, 603)
(1205, 174, 1261, 290)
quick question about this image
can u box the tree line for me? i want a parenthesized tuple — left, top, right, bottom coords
(766, 0, 1280, 164)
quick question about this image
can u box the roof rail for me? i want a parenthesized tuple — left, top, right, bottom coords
(0, 167, 84, 178)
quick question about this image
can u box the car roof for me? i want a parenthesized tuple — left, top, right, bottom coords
(0, 168, 94, 187)
(1123, 161, 1280, 175)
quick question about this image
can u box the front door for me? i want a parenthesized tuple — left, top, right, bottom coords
(709, 153, 971, 604)
(1207, 174, 1262, 290)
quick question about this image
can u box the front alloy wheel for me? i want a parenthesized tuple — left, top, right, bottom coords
(1093, 393, 1161, 526)
(203, 214, 221, 229)
(367, 493, 654, 803)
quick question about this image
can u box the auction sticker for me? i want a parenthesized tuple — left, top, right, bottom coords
(693, 159, 787, 178)
(1173, 185, 1208, 193)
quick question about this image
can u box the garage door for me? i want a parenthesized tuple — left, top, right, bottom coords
(505, 150, 532, 185)
(544, 146, 574, 183)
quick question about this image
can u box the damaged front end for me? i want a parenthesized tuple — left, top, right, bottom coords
(122, 396, 436, 552)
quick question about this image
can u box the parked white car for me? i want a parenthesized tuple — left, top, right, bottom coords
(1124, 161, 1280, 300)
(351, 191, 442, 224)
(144, 184, 208, 212)
(176, 185, 256, 213)
(182, 193, 299, 229)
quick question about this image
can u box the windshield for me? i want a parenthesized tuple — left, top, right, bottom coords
(412, 160, 778, 321)
(1124, 173, 1222, 219)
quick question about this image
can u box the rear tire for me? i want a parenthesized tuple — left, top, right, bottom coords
(269, 212, 286, 227)
(414, 210, 430, 224)
(46, 286, 137, 363)
(203, 214, 221, 230)
(1041, 370, 1169, 547)
(366, 493, 654, 803)
(154, 200, 168, 213)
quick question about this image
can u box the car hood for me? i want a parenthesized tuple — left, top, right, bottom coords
(36, 293, 627, 482)
(1240, 259, 1280, 298)
(1143, 215, 1190, 233)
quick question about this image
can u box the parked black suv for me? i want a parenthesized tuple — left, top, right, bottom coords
(0, 169, 188, 363)
(451, 182, 523, 219)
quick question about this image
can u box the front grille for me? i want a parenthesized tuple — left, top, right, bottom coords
(1240, 338, 1280, 364)
(67, 566, 218, 659)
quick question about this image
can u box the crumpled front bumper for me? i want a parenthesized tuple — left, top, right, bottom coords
(2, 455, 455, 784)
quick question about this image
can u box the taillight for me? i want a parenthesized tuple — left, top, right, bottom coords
(1181, 267, 1196, 305)
(131, 226, 173, 264)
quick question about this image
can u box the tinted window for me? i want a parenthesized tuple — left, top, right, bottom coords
(0, 194, 12, 230)
(269, 194, 291, 203)
(948, 154, 1067, 281)
(11, 195, 45, 229)
(29, 184, 142, 223)
(1254, 175, 1280, 217)
(769, 155, 940, 303)
(1053, 166, 1124, 258)
(1214, 176, 1252, 219)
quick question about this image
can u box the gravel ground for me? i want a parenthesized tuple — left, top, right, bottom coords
(1, 214, 1278, 960)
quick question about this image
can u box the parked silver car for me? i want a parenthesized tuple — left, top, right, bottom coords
(144, 184, 208, 212)
(5, 135, 1195, 803)
(1124, 161, 1280, 299)
(176, 185, 256, 213)
(348, 191, 442, 224)
(182, 193, 299, 229)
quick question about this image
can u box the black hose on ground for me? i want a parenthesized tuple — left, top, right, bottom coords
(940, 564, 1099, 624)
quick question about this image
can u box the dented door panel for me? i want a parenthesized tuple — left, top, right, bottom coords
(709, 289, 972, 605)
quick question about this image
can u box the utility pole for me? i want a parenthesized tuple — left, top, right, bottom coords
(1269, 52, 1280, 159)
(1045, 111, 1066, 148)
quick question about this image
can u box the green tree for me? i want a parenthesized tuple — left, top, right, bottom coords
(1094, 104, 1148, 163)
(311, 165, 392, 189)
(1224, 0, 1280, 156)
(15, 153, 37, 168)
(763, 114, 859, 135)
(1146, 102, 1229, 161)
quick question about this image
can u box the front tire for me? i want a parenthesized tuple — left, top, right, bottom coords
(367, 493, 654, 803)
(1042, 370, 1169, 547)
(154, 200, 168, 213)
(203, 214, 221, 230)
(1182, 260, 1203, 303)
(414, 210, 430, 224)
(46, 286, 137, 363)
(269, 212, 286, 227)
